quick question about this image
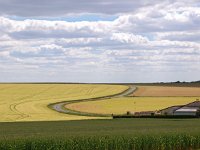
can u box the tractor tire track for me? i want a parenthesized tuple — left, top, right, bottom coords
(9, 86, 56, 120)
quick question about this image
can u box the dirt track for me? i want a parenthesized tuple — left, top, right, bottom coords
(50, 85, 136, 117)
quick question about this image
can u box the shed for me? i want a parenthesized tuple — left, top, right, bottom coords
(173, 107, 199, 116)
(158, 106, 182, 115)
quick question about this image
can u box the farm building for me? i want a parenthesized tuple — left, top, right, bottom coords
(158, 106, 182, 115)
(174, 107, 199, 116)
(173, 101, 200, 116)
(134, 111, 155, 116)
(117, 100, 200, 118)
(158, 100, 200, 117)
(185, 100, 200, 107)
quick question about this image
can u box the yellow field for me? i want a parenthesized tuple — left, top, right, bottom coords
(1, 84, 199, 122)
(133, 86, 200, 97)
(0, 84, 128, 122)
(66, 97, 200, 114)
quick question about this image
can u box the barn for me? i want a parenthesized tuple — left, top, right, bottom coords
(173, 107, 199, 116)
(158, 100, 200, 117)
(158, 106, 182, 115)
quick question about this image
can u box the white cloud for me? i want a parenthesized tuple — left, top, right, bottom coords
(0, 0, 200, 82)
(111, 33, 148, 44)
(0, 0, 163, 17)
(0, 51, 9, 57)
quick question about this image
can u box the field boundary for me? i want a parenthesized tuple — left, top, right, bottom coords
(112, 114, 199, 119)
(48, 85, 136, 117)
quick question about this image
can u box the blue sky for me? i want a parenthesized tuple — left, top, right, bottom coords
(9, 14, 118, 22)
(0, 0, 200, 83)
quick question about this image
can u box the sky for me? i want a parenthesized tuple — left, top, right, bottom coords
(0, 0, 200, 83)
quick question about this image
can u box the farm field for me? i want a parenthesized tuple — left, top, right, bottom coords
(132, 86, 200, 97)
(1, 83, 200, 149)
(0, 84, 128, 122)
(66, 97, 200, 115)
(1, 119, 200, 149)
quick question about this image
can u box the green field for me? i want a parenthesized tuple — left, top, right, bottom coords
(1, 119, 200, 150)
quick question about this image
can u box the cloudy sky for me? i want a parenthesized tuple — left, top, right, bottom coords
(0, 0, 200, 83)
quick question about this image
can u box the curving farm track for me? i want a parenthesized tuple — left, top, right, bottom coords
(49, 85, 136, 117)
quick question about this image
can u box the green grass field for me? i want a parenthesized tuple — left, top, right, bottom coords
(1, 119, 200, 150)
(0, 84, 128, 122)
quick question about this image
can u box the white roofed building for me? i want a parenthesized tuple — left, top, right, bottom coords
(157, 100, 200, 117)
(173, 107, 199, 116)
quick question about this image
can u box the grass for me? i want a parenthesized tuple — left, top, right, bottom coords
(0, 119, 200, 149)
(66, 97, 200, 115)
(0, 84, 128, 122)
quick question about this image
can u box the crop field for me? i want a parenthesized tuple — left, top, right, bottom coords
(132, 86, 200, 97)
(1, 119, 200, 150)
(1, 83, 200, 149)
(0, 84, 128, 122)
(66, 97, 200, 115)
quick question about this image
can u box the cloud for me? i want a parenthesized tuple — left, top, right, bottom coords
(114, 4, 200, 33)
(155, 31, 200, 42)
(0, 0, 200, 82)
(0, 0, 164, 17)
(111, 33, 149, 44)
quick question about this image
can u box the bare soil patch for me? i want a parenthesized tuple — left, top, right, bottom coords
(133, 86, 200, 97)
